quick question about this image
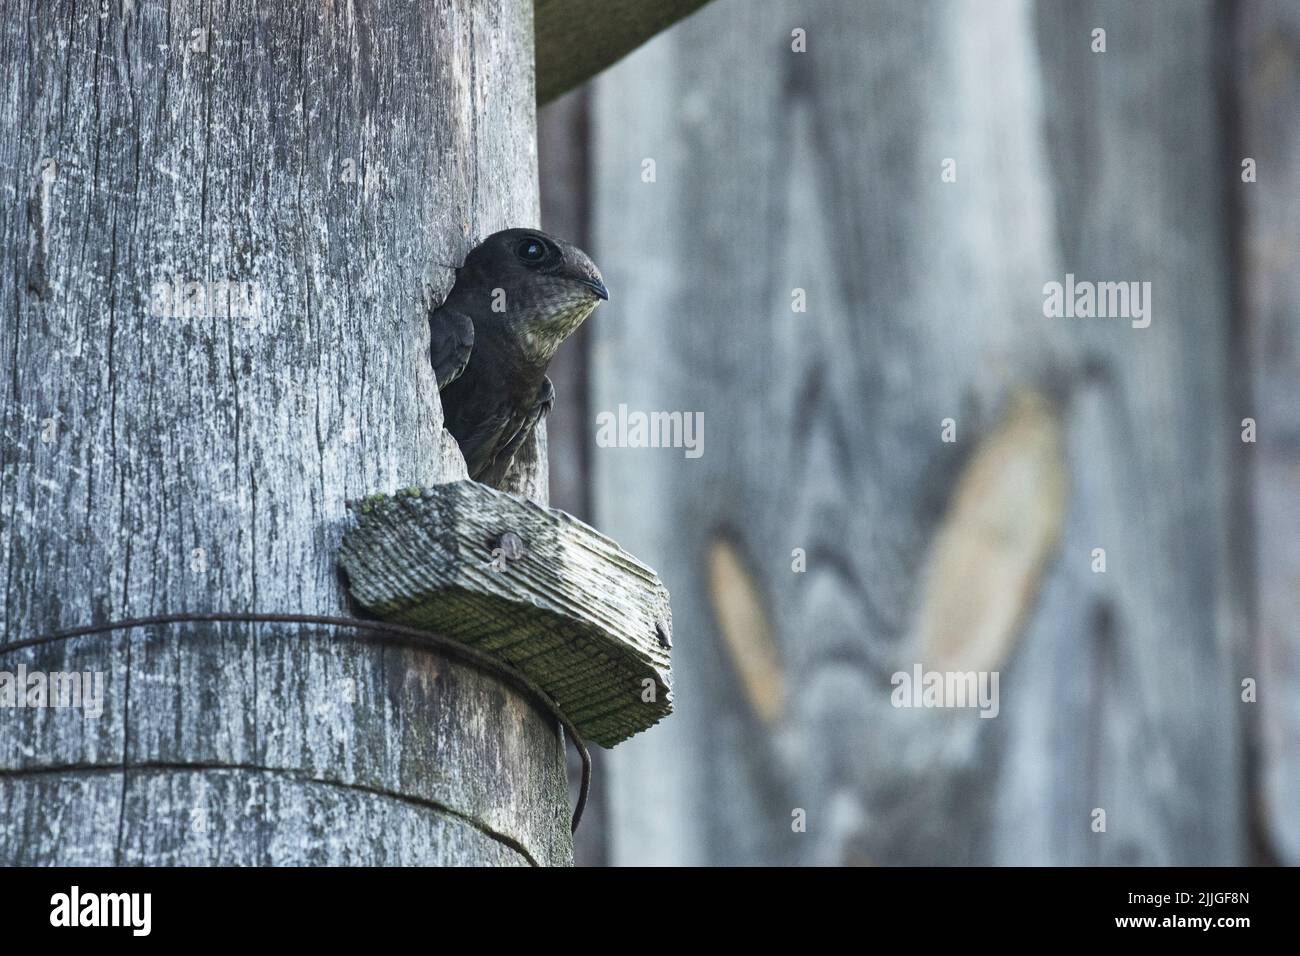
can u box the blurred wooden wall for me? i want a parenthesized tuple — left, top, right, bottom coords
(1240, 0, 1300, 865)
(540, 0, 1296, 865)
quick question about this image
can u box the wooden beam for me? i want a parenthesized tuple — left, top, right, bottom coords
(535, 0, 714, 104)
(340, 482, 674, 748)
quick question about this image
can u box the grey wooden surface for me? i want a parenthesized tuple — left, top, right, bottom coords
(1239, 0, 1300, 865)
(0, 0, 573, 866)
(587, 0, 1255, 864)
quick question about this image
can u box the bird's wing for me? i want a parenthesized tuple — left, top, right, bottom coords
(428, 304, 475, 390)
(457, 402, 519, 481)
(476, 378, 556, 487)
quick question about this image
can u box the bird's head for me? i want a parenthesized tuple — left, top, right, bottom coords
(458, 227, 609, 359)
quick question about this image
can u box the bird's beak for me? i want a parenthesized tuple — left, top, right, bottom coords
(581, 276, 610, 301)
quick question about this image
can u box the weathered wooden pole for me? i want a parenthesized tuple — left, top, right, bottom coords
(0, 0, 574, 865)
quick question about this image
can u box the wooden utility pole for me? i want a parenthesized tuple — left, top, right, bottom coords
(1, 0, 574, 865)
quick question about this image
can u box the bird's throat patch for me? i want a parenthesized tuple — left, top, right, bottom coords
(524, 298, 597, 358)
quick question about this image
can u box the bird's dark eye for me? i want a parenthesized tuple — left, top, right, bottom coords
(516, 237, 546, 263)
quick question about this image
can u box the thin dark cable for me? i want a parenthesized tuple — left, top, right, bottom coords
(0, 611, 590, 834)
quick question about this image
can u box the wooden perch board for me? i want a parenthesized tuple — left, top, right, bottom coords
(534, 0, 714, 103)
(338, 482, 673, 748)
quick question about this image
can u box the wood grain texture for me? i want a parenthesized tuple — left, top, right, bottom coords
(591, 0, 1245, 865)
(0, 0, 573, 865)
(1, 622, 570, 865)
(339, 482, 674, 748)
(914, 392, 1067, 674)
(708, 537, 784, 724)
(534, 0, 714, 104)
(7, 769, 529, 866)
(1239, 0, 1300, 865)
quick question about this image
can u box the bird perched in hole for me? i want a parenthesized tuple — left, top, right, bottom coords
(429, 228, 608, 488)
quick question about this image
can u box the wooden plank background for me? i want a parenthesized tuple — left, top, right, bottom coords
(535, 0, 1294, 865)
(1240, 0, 1300, 866)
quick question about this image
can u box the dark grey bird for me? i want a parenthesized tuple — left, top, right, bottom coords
(429, 227, 608, 487)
